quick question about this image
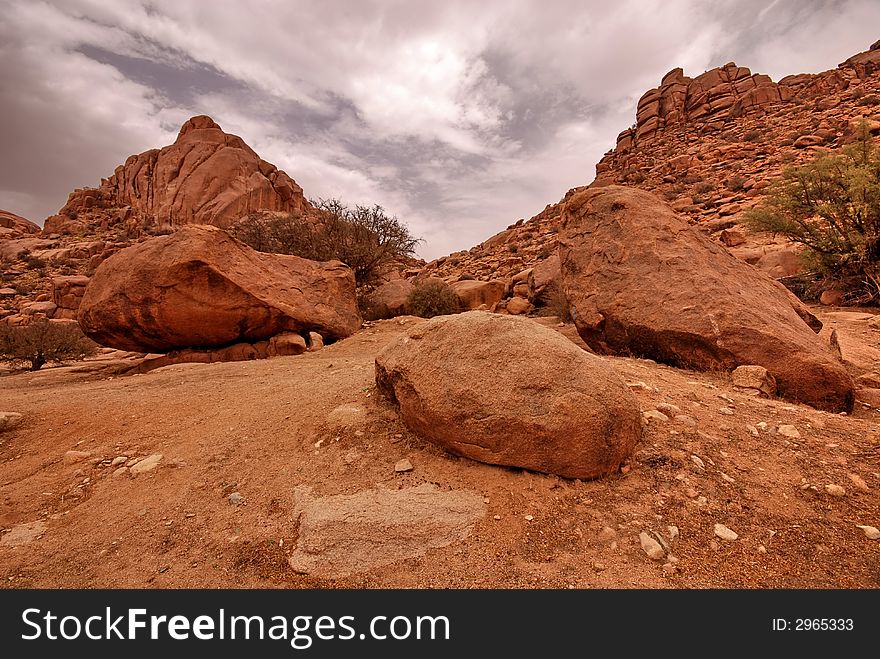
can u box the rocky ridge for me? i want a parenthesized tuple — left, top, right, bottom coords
(420, 41, 880, 288)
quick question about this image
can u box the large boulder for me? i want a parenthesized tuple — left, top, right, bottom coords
(368, 279, 414, 318)
(558, 185, 854, 412)
(78, 225, 360, 352)
(375, 312, 642, 479)
(449, 279, 506, 310)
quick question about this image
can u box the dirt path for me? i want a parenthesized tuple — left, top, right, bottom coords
(1, 313, 878, 588)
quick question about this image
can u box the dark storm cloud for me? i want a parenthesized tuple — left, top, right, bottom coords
(0, 0, 877, 257)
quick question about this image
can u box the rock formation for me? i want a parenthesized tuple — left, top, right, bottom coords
(376, 311, 643, 479)
(0, 210, 40, 239)
(558, 185, 854, 412)
(44, 115, 311, 235)
(77, 225, 361, 352)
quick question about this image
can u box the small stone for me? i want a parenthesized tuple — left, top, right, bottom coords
(824, 484, 846, 497)
(643, 410, 669, 422)
(656, 403, 681, 416)
(0, 412, 24, 432)
(667, 525, 679, 541)
(493, 515, 501, 521)
(63, 450, 91, 465)
(597, 526, 617, 542)
(732, 365, 776, 396)
(394, 458, 414, 473)
(524, 515, 534, 521)
(714, 523, 738, 541)
(720, 472, 736, 484)
(685, 487, 699, 498)
(777, 425, 800, 438)
(848, 473, 870, 492)
(112, 467, 128, 478)
(592, 562, 607, 572)
(690, 455, 705, 470)
(130, 453, 163, 474)
(757, 544, 767, 553)
(111, 456, 127, 467)
(662, 562, 676, 575)
(639, 531, 666, 560)
(675, 415, 697, 427)
(228, 492, 243, 505)
(746, 425, 759, 437)
(718, 407, 735, 416)
(856, 525, 880, 540)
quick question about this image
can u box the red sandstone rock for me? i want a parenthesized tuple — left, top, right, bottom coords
(78, 225, 360, 352)
(558, 186, 854, 412)
(376, 312, 643, 479)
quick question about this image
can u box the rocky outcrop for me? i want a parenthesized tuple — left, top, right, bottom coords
(375, 312, 643, 479)
(51, 276, 89, 320)
(0, 210, 40, 239)
(44, 115, 311, 235)
(558, 186, 854, 412)
(77, 225, 361, 352)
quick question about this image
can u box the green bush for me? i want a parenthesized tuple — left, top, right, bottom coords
(405, 281, 461, 318)
(0, 319, 98, 371)
(745, 121, 880, 302)
(231, 199, 420, 290)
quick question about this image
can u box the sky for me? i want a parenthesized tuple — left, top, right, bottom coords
(0, 1, 878, 259)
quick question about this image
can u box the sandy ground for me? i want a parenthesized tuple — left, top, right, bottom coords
(0, 310, 878, 589)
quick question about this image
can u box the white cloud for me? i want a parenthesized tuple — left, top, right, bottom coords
(0, 0, 877, 259)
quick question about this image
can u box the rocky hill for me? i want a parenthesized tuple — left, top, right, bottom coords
(421, 40, 880, 295)
(44, 115, 311, 236)
(0, 116, 317, 327)
(0, 210, 40, 240)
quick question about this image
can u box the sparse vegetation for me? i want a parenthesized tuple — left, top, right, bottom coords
(0, 319, 98, 371)
(725, 174, 747, 192)
(231, 199, 420, 289)
(745, 121, 880, 302)
(742, 129, 762, 142)
(405, 281, 461, 318)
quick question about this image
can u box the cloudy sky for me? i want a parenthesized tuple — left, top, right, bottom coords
(0, 0, 877, 258)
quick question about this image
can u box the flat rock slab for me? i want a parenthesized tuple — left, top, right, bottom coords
(130, 453, 163, 475)
(288, 484, 485, 578)
(1, 520, 47, 547)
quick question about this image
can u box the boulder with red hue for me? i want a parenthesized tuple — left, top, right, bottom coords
(449, 279, 506, 310)
(375, 312, 642, 480)
(558, 186, 854, 412)
(78, 225, 360, 352)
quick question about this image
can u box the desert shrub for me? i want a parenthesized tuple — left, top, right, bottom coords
(663, 190, 679, 201)
(693, 181, 714, 194)
(507, 244, 519, 253)
(405, 281, 461, 318)
(742, 129, 762, 142)
(725, 175, 747, 192)
(23, 255, 46, 270)
(0, 319, 98, 371)
(744, 121, 880, 302)
(683, 174, 704, 185)
(231, 199, 420, 289)
(858, 95, 880, 107)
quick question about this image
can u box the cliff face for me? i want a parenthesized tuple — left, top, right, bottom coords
(420, 41, 880, 284)
(44, 115, 311, 235)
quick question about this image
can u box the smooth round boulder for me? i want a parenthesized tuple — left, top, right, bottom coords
(375, 312, 642, 480)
